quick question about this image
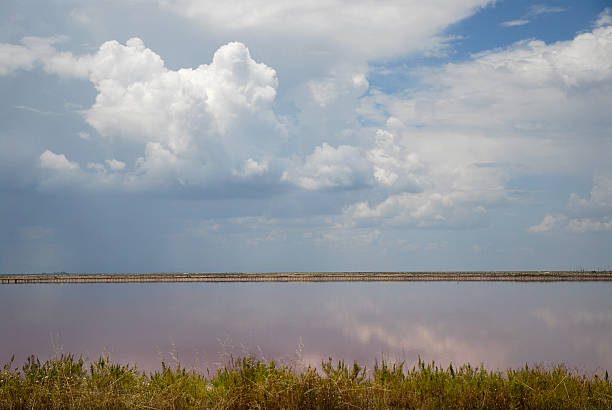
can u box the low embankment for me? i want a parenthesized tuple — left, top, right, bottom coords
(1, 271, 611, 284)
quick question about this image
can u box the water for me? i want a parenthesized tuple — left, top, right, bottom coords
(1, 282, 611, 373)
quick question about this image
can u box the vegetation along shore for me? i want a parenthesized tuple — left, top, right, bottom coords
(1, 354, 610, 409)
(1, 271, 612, 284)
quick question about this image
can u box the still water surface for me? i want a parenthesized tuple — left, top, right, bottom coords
(1, 282, 611, 372)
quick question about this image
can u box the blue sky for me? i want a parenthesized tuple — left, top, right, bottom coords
(1, 1, 611, 273)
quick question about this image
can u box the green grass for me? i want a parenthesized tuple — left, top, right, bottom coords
(1, 354, 611, 409)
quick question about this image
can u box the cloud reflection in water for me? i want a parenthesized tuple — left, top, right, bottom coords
(0, 282, 610, 372)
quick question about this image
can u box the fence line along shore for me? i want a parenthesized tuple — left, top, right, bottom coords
(1, 271, 612, 284)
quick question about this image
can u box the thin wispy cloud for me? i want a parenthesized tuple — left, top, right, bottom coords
(596, 8, 612, 27)
(13, 105, 56, 115)
(501, 3, 567, 28)
(527, 4, 567, 17)
(500, 19, 530, 27)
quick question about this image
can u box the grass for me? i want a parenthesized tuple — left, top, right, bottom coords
(0, 354, 611, 409)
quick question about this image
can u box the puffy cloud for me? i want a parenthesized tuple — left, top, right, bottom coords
(232, 158, 269, 177)
(159, 0, 494, 59)
(88, 37, 165, 89)
(84, 39, 281, 156)
(128, 142, 179, 189)
(0, 36, 90, 77)
(5, 8, 612, 235)
(10, 38, 284, 192)
(346, 190, 493, 229)
(366, 129, 422, 189)
(384, 24, 612, 138)
(528, 214, 564, 233)
(529, 177, 612, 234)
(39, 150, 88, 190)
(40, 150, 80, 171)
(105, 159, 126, 171)
(529, 215, 612, 234)
(0, 35, 281, 141)
(334, 22, 612, 231)
(283, 128, 424, 193)
(334, 127, 511, 228)
(0, 42, 38, 75)
(282, 121, 511, 228)
(567, 176, 612, 216)
(282, 143, 371, 190)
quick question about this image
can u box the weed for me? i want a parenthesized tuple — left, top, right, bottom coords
(0, 354, 610, 409)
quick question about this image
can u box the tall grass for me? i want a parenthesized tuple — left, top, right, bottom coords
(1, 354, 610, 409)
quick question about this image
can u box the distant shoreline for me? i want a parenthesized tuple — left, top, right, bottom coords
(1, 271, 612, 284)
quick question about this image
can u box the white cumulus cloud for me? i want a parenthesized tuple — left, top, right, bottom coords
(371, 23, 612, 142)
(282, 143, 371, 190)
(232, 158, 269, 177)
(0, 42, 39, 75)
(567, 176, 612, 216)
(8, 38, 285, 192)
(346, 190, 494, 229)
(84, 38, 281, 156)
(340, 22, 612, 231)
(528, 214, 564, 233)
(530, 177, 612, 234)
(40, 150, 80, 171)
(366, 129, 422, 189)
(105, 159, 126, 171)
(0, 36, 91, 78)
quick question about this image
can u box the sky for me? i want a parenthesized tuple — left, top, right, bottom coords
(1, 0, 611, 273)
